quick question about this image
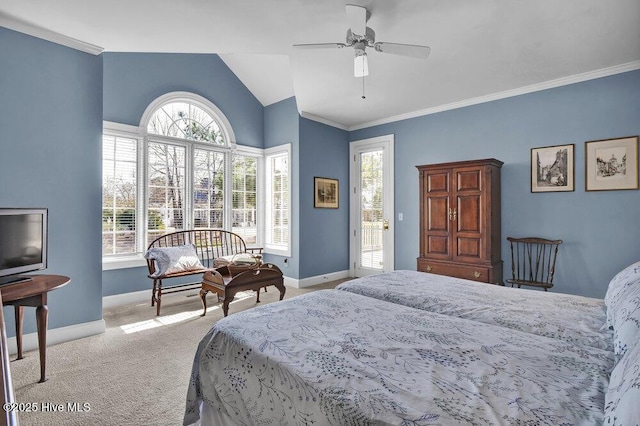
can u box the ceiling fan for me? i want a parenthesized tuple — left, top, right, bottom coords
(293, 4, 431, 78)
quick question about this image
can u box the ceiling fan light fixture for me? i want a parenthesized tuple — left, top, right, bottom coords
(354, 52, 368, 77)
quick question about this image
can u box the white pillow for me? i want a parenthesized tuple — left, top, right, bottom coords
(604, 340, 640, 424)
(604, 260, 640, 328)
(145, 244, 205, 278)
(611, 281, 640, 358)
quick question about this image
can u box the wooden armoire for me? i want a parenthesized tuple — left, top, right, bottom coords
(416, 158, 503, 284)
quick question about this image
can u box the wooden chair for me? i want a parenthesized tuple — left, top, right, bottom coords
(506, 237, 562, 291)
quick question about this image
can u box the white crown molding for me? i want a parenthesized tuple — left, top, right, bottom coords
(0, 13, 104, 55)
(299, 111, 349, 131)
(349, 61, 640, 131)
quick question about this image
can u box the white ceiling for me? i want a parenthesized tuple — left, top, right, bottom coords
(1, 0, 639, 130)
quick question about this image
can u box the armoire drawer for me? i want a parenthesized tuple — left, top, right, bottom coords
(417, 259, 491, 283)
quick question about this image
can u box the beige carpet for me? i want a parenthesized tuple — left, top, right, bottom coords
(10, 280, 348, 425)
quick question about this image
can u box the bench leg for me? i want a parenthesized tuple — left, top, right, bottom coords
(151, 279, 158, 306)
(276, 280, 286, 301)
(222, 296, 233, 317)
(156, 284, 162, 316)
(255, 287, 261, 303)
(200, 288, 209, 316)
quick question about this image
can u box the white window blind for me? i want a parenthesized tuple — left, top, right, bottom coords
(102, 135, 138, 255)
(232, 154, 258, 244)
(265, 145, 291, 255)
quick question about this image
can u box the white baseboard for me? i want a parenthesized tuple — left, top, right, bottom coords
(103, 270, 352, 307)
(4, 270, 348, 356)
(103, 289, 151, 309)
(284, 270, 351, 289)
(7, 319, 105, 356)
(102, 288, 201, 309)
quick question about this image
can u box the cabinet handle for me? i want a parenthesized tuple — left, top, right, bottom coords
(448, 207, 457, 221)
(425, 265, 433, 272)
(473, 271, 481, 279)
(452, 208, 457, 221)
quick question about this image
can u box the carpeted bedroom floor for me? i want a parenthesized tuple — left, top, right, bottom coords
(9, 279, 348, 425)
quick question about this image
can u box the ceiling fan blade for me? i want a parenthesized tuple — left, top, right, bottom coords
(293, 43, 347, 50)
(374, 42, 431, 59)
(345, 4, 368, 36)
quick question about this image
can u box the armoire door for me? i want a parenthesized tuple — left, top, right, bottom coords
(422, 168, 452, 260)
(452, 166, 485, 264)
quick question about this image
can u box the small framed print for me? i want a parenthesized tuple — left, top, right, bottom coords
(585, 136, 639, 191)
(314, 177, 339, 208)
(531, 144, 575, 192)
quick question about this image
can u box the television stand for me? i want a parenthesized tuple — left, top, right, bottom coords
(0, 275, 33, 286)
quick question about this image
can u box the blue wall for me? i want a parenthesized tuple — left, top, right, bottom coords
(0, 27, 104, 335)
(4, 23, 637, 329)
(102, 52, 265, 296)
(103, 53, 264, 148)
(299, 118, 350, 277)
(351, 70, 640, 298)
(263, 97, 300, 277)
(262, 99, 351, 280)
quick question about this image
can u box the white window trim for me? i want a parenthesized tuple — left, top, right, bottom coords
(102, 121, 146, 270)
(233, 145, 264, 249)
(264, 144, 292, 257)
(102, 129, 268, 270)
(139, 91, 237, 149)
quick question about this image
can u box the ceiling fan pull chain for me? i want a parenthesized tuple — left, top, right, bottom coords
(362, 76, 366, 100)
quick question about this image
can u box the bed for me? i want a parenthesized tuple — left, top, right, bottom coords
(335, 270, 613, 351)
(184, 261, 640, 425)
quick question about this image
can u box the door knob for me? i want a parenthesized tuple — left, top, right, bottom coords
(383, 219, 389, 230)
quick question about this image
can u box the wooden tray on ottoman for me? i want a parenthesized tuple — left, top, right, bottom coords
(200, 263, 285, 317)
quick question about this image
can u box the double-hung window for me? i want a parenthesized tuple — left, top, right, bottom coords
(102, 133, 139, 256)
(264, 144, 291, 256)
(102, 93, 290, 268)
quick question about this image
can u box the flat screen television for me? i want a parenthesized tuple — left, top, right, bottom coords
(0, 208, 48, 285)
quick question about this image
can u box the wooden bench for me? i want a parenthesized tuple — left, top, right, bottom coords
(145, 229, 264, 316)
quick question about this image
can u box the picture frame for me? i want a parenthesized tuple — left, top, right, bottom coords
(585, 136, 639, 191)
(531, 144, 575, 192)
(314, 177, 339, 208)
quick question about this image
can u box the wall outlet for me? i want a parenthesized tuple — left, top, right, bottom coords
(398, 213, 403, 221)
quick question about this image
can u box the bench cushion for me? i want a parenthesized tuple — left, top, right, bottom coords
(145, 243, 205, 278)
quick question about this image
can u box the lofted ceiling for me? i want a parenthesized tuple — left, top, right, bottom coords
(1, 0, 639, 130)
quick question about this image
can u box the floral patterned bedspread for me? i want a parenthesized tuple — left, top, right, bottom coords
(184, 290, 612, 425)
(336, 270, 612, 351)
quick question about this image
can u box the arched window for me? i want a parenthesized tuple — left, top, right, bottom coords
(102, 92, 263, 264)
(141, 92, 235, 147)
(146, 101, 225, 145)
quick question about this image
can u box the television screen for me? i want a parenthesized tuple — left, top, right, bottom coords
(0, 208, 48, 284)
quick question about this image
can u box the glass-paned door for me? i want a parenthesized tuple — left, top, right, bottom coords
(350, 136, 394, 277)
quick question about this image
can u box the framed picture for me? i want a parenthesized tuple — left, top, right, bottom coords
(585, 136, 639, 191)
(531, 144, 575, 192)
(314, 177, 339, 208)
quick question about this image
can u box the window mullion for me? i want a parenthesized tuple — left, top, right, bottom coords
(185, 144, 194, 230)
(137, 136, 147, 253)
(224, 150, 233, 231)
